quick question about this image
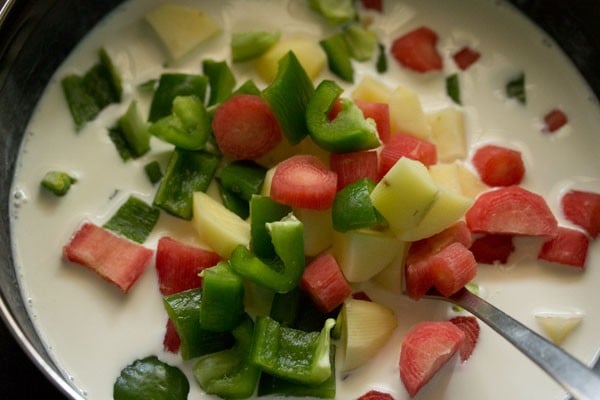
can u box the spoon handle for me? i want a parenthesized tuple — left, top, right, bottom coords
(448, 288, 600, 400)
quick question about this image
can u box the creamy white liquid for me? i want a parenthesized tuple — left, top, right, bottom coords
(10, 0, 600, 399)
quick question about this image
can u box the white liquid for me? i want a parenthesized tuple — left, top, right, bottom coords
(10, 0, 600, 399)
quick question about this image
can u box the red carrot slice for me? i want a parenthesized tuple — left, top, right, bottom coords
(300, 252, 352, 312)
(330, 150, 379, 191)
(452, 46, 481, 70)
(211, 94, 282, 160)
(391, 26, 443, 73)
(470, 234, 515, 264)
(561, 190, 600, 238)
(405, 260, 434, 301)
(428, 242, 477, 297)
(449, 316, 480, 361)
(380, 133, 437, 177)
(465, 186, 558, 237)
(63, 222, 153, 293)
(543, 108, 568, 133)
(407, 221, 472, 265)
(472, 144, 525, 187)
(270, 154, 337, 210)
(538, 227, 590, 268)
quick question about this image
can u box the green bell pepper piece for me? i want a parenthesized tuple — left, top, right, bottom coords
(153, 149, 220, 220)
(250, 195, 292, 259)
(149, 95, 210, 150)
(306, 80, 380, 152)
(118, 101, 151, 157)
(258, 346, 336, 398)
(233, 79, 261, 96)
(113, 355, 189, 400)
(250, 316, 336, 385)
(219, 161, 267, 202)
(270, 287, 340, 333)
(343, 23, 377, 62)
(40, 171, 76, 196)
(103, 196, 160, 244)
(376, 42, 388, 73)
(320, 33, 354, 83)
(163, 289, 234, 360)
(62, 75, 101, 130)
(148, 73, 208, 122)
(193, 316, 261, 399)
(331, 178, 387, 232)
(446, 73, 461, 105)
(506, 72, 526, 104)
(230, 213, 304, 293)
(199, 261, 245, 333)
(217, 181, 250, 220)
(144, 160, 163, 185)
(231, 30, 281, 63)
(203, 59, 236, 106)
(308, 0, 357, 25)
(262, 51, 314, 145)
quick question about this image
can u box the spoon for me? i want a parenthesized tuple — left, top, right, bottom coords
(424, 287, 600, 400)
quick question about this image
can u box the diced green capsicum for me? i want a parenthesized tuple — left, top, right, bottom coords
(446, 73, 461, 105)
(203, 59, 236, 106)
(320, 33, 354, 82)
(233, 79, 261, 96)
(163, 288, 234, 360)
(40, 171, 76, 196)
(376, 42, 388, 73)
(148, 73, 208, 122)
(262, 51, 314, 145)
(144, 160, 163, 185)
(506, 72, 526, 104)
(231, 30, 281, 63)
(217, 181, 250, 220)
(113, 356, 189, 400)
(250, 195, 292, 260)
(153, 149, 220, 220)
(219, 161, 267, 202)
(193, 316, 260, 399)
(250, 316, 336, 385)
(118, 101, 151, 157)
(308, 0, 357, 25)
(199, 261, 245, 333)
(342, 23, 377, 62)
(306, 80, 380, 152)
(103, 195, 160, 243)
(149, 95, 210, 150)
(270, 287, 340, 333)
(61, 75, 102, 130)
(230, 213, 304, 293)
(331, 178, 386, 232)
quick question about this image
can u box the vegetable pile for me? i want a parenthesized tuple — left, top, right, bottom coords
(51, 0, 599, 399)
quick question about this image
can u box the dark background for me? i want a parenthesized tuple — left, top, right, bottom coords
(0, 0, 599, 399)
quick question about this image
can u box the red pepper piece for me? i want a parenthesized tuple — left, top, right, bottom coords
(472, 144, 525, 187)
(538, 226, 590, 268)
(391, 26, 443, 73)
(380, 133, 437, 178)
(561, 190, 600, 238)
(452, 46, 481, 70)
(470, 234, 514, 264)
(543, 108, 568, 132)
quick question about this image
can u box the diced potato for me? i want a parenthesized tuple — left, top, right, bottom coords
(401, 188, 473, 242)
(428, 108, 467, 162)
(255, 37, 326, 82)
(535, 311, 583, 345)
(428, 162, 462, 193)
(456, 161, 488, 199)
(293, 207, 333, 257)
(260, 167, 276, 196)
(192, 192, 250, 258)
(388, 86, 431, 139)
(351, 75, 392, 103)
(371, 241, 410, 293)
(145, 4, 220, 61)
(342, 299, 397, 371)
(331, 229, 400, 282)
(370, 157, 438, 235)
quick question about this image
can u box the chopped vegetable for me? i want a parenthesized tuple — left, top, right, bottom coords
(446, 73, 461, 104)
(506, 73, 526, 104)
(63, 223, 153, 293)
(199, 261, 245, 332)
(354, 99, 391, 144)
(471, 144, 525, 187)
(452, 46, 481, 70)
(343, 23, 378, 62)
(538, 227, 590, 268)
(427, 107, 467, 162)
(103, 196, 159, 244)
(148, 73, 208, 122)
(155, 236, 221, 295)
(391, 26, 443, 73)
(535, 312, 583, 345)
(330, 150, 379, 191)
(163, 319, 181, 353)
(465, 186, 558, 237)
(202, 59, 236, 106)
(379, 133, 437, 177)
(375, 42, 388, 73)
(153, 149, 220, 220)
(300, 252, 352, 312)
(217, 182, 250, 219)
(249, 195, 292, 259)
(212, 94, 283, 159)
(163, 288, 234, 359)
(306, 80, 380, 152)
(357, 390, 394, 400)
(256, 37, 327, 83)
(231, 30, 281, 62)
(469, 234, 514, 264)
(108, 126, 136, 161)
(270, 154, 337, 210)
(561, 190, 600, 238)
(40, 171, 76, 196)
(118, 101, 151, 157)
(449, 316, 480, 361)
(143, 160, 163, 185)
(399, 321, 465, 397)
(261, 51, 315, 144)
(145, 3, 220, 61)
(425, 242, 477, 297)
(320, 33, 354, 82)
(406, 221, 473, 265)
(308, 0, 357, 25)
(193, 316, 261, 399)
(388, 85, 431, 140)
(331, 178, 384, 232)
(219, 160, 267, 202)
(543, 108, 568, 132)
(250, 315, 336, 385)
(113, 356, 189, 400)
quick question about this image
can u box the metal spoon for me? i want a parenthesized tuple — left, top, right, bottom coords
(425, 287, 600, 400)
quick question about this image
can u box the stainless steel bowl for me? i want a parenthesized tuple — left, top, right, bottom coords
(0, 0, 598, 398)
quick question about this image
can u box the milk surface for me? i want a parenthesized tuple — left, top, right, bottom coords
(10, 0, 600, 399)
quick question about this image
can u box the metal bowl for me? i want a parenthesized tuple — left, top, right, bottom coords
(0, 0, 598, 398)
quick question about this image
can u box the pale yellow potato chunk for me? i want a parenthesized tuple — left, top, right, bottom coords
(428, 108, 467, 162)
(255, 37, 326, 83)
(536, 312, 583, 345)
(388, 86, 431, 139)
(351, 75, 393, 103)
(293, 208, 333, 257)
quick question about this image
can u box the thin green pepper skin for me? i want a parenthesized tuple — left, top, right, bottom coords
(331, 177, 386, 232)
(320, 33, 354, 82)
(217, 181, 250, 219)
(219, 161, 267, 203)
(118, 101, 151, 157)
(250, 195, 292, 260)
(199, 261, 245, 333)
(203, 59, 237, 106)
(148, 73, 208, 122)
(193, 316, 261, 399)
(306, 80, 380, 152)
(103, 196, 159, 244)
(230, 214, 304, 293)
(250, 316, 336, 385)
